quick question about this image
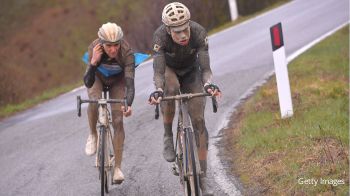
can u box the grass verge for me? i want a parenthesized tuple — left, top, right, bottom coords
(225, 26, 349, 195)
(0, 82, 82, 119)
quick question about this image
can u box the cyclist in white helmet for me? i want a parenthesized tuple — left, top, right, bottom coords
(149, 2, 221, 195)
(83, 22, 135, 184)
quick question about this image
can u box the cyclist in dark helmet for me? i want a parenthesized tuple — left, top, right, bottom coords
(84, 22, 135, 185)
(148, 2, 221, 195)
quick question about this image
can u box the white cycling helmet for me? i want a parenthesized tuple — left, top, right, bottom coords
(98, 22, 123, 44)
(162, 2, 190, 29)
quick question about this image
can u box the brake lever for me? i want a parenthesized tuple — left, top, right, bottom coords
(211, 96, 218, 113)
(77, 96, 82, 117)
(155, 104, 160, 119)
(123, 97, 128, 113)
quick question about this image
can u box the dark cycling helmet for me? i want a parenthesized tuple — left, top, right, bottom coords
(98, 22, 123, 44)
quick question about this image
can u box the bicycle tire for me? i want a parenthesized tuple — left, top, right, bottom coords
(176, 131, 186, 181)
(181, 131, 191, 196)
(99, 126, 106, 196)
(105, 171, 109, 193)
(105, 131, 113, 193)
(186, 128, 200, 196)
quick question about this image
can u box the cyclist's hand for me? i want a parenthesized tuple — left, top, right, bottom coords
(121, 106, 132, 117)
(148, 90, 163, 105)
(204, 83, 222, 98)
(90, 43, 103, 66)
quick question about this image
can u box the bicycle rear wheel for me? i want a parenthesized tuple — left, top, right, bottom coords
(186, 128, 200, 196)
(99, 126, 106, 196)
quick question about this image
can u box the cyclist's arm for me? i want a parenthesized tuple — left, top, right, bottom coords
(196, 27, 213, 85)
(83, 41, 99, 88)
(123, 48, 135, 106)
(84, 65, 97, 88)
(152, 32, 166, 91)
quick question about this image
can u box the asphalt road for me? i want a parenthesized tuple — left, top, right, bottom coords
(0, 0, 348, 195)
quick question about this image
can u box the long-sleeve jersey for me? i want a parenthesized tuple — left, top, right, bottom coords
(152, 21, 213, 90)
(83, 39, 135, 106)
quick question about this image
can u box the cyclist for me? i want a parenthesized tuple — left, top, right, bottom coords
(83, 22, 135, 184)
(148, 2, 221, 195)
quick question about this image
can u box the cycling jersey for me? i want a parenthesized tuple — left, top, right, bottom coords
(84, 39, 135, 106)
(97, 63, 123, 77)
(152, 21, 213, 90)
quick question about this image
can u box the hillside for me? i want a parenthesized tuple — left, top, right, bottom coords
(0, 0, 231, 111)
(0, 0, 287, 117)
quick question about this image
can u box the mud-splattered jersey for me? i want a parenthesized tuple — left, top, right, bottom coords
(83, 39, 135, 106)
(152, 21, 212, 90)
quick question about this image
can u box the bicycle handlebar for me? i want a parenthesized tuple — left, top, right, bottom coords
(154, 93, 218, 119)
(77, 96, 128, 117)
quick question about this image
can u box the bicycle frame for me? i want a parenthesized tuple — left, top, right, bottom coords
(155, 92, 218, 196)
(176, 99, 201, 196)
(97, 92, 114, 170)
(77, 88, 127, 196)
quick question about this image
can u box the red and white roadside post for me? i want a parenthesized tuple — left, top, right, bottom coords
(270, 22, 293, 119)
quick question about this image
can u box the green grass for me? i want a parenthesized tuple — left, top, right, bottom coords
(229, 26, 349, 195)
(0, 81, 82, 119)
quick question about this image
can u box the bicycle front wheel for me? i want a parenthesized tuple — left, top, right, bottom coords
(185, 128, 200, 196)
(99, 126, 106, 196)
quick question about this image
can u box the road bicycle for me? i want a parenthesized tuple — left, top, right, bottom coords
(154, 92, 218, 196)
(77, 86, 127, 196)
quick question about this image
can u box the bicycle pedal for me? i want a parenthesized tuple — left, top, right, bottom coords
(172, 163, 179, 176)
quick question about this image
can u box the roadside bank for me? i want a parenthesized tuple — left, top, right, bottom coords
(222, 26, 349, 195)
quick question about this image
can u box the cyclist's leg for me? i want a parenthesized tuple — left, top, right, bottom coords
(86, 76, 103, 156)
(180, 67, 213, 195)
(109, 76, 125, 183)
(161, 66, 179, 162)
